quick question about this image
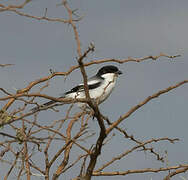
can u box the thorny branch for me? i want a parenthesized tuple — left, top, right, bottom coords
(92, 164, 188, 176)
(95, 137, 179, 172)
(106, 80, 188, 134)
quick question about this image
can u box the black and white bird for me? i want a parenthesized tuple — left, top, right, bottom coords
(32, 65, 122, 111)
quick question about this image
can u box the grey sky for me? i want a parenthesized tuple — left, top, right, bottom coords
(0, 0, 188, 179)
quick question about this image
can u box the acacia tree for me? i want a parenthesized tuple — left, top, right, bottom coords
(0, 1, 188, 180)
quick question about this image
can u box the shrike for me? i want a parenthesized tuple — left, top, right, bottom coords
(32, 65, 122, 111)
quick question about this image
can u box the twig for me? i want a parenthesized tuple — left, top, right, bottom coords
(93, 164, 188, 176)
(0, 64, 14, 68)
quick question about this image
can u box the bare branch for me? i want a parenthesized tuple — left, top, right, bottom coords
(106, 80, 188, 134)
(163, 166, 188, 180)
(93, 164, 188, 176)
(0, 64, 14, 67)
(95, 137, 179, 172)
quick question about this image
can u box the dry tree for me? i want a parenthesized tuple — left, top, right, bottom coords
(0, 1, 187, 180)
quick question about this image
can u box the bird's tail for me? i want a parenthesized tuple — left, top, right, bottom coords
(31, 95, 65, 113)
(30, 100, 55, 112)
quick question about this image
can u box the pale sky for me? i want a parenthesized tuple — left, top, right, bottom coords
(0, 0, 188, 180)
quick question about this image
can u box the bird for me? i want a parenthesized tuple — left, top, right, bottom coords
(31, 65, 122, 112)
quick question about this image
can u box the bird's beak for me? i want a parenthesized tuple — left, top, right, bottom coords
(116, 70, 123, 75)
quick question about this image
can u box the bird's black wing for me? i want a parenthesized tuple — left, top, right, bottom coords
(64, 85, 84, 95)
(65, 81, 102, 95)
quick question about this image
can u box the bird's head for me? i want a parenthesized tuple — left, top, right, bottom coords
(96, 65, 122, 77)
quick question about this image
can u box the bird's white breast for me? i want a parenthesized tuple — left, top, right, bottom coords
(91, 73, 117, 103)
